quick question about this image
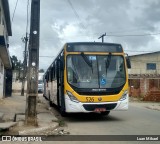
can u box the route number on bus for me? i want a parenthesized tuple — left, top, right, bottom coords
(86, 97, 94, 102)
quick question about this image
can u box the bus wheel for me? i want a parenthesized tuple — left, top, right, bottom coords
(60, 108, 67, 117)
(100, 111, 110, 116)
(49, 101, 53, 107)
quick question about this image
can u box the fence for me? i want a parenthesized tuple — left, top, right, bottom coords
(12, 81, 27, 93)
(129, 75, 160, 102)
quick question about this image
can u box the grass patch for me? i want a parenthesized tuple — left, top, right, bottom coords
(52, 119, 65, 127)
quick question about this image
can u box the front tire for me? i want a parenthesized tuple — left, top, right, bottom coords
(60, 108, 67, 117)
(100, 111, 110, 116)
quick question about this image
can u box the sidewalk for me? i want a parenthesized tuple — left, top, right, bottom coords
(0, 93, 60, 135)
(129, 97, 160, 111)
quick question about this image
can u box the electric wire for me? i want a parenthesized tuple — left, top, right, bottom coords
(49, 31, 160, 38)
(39, 50, 159, 58)
(131, 59, 160, 63)
(39, 56, 56, 58)
(67, 0, 86, 30)
(124, 50, 157, 53)
(26, 0, 30, 34)
(107, 32, 160, 37)
(12, 0, 19, 22)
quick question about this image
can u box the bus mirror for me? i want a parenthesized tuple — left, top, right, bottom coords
(126, 56, 131, 69)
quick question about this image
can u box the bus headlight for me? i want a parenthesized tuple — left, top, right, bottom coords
(120, 90, 128, 101)
(67, 91, 79, 103)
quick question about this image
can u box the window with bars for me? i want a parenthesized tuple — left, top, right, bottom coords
(146, 63, 156, 70)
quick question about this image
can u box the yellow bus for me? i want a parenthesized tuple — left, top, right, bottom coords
(43, 42, 131, 116)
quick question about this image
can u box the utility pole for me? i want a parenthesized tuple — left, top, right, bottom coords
(21, 33, 28, 96)
(25, 0, 40, 125)
(98, 33, 106, 43)
(18, 60, 21, 80)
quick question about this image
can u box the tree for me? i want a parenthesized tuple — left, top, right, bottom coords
(39, 69, 45, 73)
(11, 55, 18, 70)
(11, 55, 23, 80)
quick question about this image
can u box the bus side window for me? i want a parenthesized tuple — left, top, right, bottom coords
(68, 67, 73, 82)
(53, 66, 55, 80)
(50, 68, 53, 81)
(67, 67, 77, 83)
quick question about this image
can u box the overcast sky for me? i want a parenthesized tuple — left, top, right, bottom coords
(8, 0, 160, 70)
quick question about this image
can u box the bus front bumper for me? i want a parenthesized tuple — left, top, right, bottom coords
(65, 94, 128, 113)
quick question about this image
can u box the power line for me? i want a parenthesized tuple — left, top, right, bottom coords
(39, 50, 159, 58)
(21, 0, 30, 96)
(124, 50, 157, 53)
(106, 27, 152, 34)
(26, 0, 30, 33)
(39, 50, 157, 58)
(48, 31, 160, 38)
(67, 0, 86, 30)
(130, 59, 160, 63)
(12, 0, 19, 22)
(40, 56, 160, 63)
(107, 32, 160, 37)
(39, 56, 55, 58)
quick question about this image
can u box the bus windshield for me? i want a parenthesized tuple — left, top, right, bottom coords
(67, 55, 126, 89)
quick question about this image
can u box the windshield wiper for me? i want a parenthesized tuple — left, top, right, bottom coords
(105, 52, 112, 74)
(71, 57, 79, 80)
(80, 52, 93, 73)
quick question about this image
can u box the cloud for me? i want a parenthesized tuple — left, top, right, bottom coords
(8, 0, 160, 70)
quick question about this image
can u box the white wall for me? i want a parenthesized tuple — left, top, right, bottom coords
(38, 73, 44, 81)
(129, 53, 160, 75)
(0, 57, 4, 98)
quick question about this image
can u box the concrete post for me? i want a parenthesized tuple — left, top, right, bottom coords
(25, 0, 40, 126)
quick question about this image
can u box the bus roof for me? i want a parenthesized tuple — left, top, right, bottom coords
(66, 42, 121, 45)
(65, 42, 123, 53)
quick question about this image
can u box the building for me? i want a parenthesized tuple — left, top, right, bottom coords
(129, 52, 160, 101)
(0, 0, 12, 98)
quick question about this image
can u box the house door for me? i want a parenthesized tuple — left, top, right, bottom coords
(5, 69, 12, 97)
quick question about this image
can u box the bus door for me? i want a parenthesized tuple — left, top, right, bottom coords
(57, 59, 65, 111)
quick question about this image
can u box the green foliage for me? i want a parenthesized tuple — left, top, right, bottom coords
(11, 55, 23, 70)
(39, 69, 45, 73)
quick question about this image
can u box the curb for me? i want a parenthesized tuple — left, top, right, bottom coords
(0, 122, 17, 130)
(19, 123, 59, 135)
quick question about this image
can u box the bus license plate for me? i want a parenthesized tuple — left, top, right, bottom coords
(94, 108, 106, 112)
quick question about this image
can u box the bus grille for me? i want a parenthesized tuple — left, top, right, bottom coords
(83, 103, 117, 111)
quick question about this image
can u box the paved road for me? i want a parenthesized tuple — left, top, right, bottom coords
(58, 103, 160, 135)
(49, 102, 160, 144)
(1, 100, 160, 144)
